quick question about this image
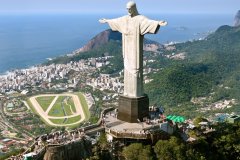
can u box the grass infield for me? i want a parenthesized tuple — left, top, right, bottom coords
(49, 115, 81, 125)
(27, 92, 89, 127)
(36, 96, 55, 111)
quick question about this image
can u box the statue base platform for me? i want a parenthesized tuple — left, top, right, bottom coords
(117, 95, 149, 123)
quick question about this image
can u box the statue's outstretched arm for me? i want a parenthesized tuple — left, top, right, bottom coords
(159, 21, 168, 26)
(99, 17, 123, 34)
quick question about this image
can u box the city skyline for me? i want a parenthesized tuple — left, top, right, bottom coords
(0, 0, 239, 15)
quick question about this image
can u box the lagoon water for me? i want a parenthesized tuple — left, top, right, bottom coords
(0, 13, 233, 74)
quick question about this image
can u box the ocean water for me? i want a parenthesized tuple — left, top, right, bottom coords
(0, 13, 233, 74)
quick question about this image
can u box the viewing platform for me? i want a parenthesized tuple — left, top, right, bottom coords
(103, 110, 174, 141)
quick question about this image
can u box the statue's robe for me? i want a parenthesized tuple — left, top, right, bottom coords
(107, 15, 160, 97)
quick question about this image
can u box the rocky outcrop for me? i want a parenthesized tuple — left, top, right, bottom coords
(73, 29, 121, 54)
(72, 29, 162, 54)
(234, 10, 240, 27)
(43, 138, 92, 160)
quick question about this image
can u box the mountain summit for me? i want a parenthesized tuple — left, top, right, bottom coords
(234, 10, 240, 27)
(73, 29, 121, 54)
(72, 29, 162, 54)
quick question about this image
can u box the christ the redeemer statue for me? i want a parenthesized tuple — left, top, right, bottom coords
(99, 1, 167, 122)
(100, 1, 167, 98)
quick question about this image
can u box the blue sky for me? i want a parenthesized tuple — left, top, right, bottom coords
(0, 0, 239, 14)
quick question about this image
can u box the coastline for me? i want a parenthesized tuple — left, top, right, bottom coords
(0, 14, 233, 75)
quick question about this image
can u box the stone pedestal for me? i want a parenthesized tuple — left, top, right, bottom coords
(118, 95, 149, 123)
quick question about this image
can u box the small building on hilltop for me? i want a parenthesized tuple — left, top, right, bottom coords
(227, 115, 240, 123)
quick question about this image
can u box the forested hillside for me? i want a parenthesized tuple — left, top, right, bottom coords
(145, 25, 240, 117)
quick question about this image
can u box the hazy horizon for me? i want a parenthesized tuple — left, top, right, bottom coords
(0, 0, 239, 15)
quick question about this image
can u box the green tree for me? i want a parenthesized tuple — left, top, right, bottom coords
(154, 137, 186, 160)
(122, 143, 153, 160)
(185, 148, 206, 160)
(91, 133, 112, 160)
(185, 138, 209, 160)
(212, 123, 240, 160)
(98, 133, 109, 150)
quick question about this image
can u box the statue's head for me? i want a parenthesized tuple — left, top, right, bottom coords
(126, 1, 139, 17)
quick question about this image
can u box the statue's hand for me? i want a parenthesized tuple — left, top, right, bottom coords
(159, 21, 168, 26)
(99, 18, 108, 23)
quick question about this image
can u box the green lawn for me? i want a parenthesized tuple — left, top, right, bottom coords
(48, 96, 76, 117)
(76, 93, 90, 120)
(49, 118, 65, 124)
(48, 96, 66, 117)
(64, 97, 74, 116)
(36, 96, 56, 111)
(67, 97, 76, 113)
(65, 115, 81, 124)
(49, 115, 81, 125)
